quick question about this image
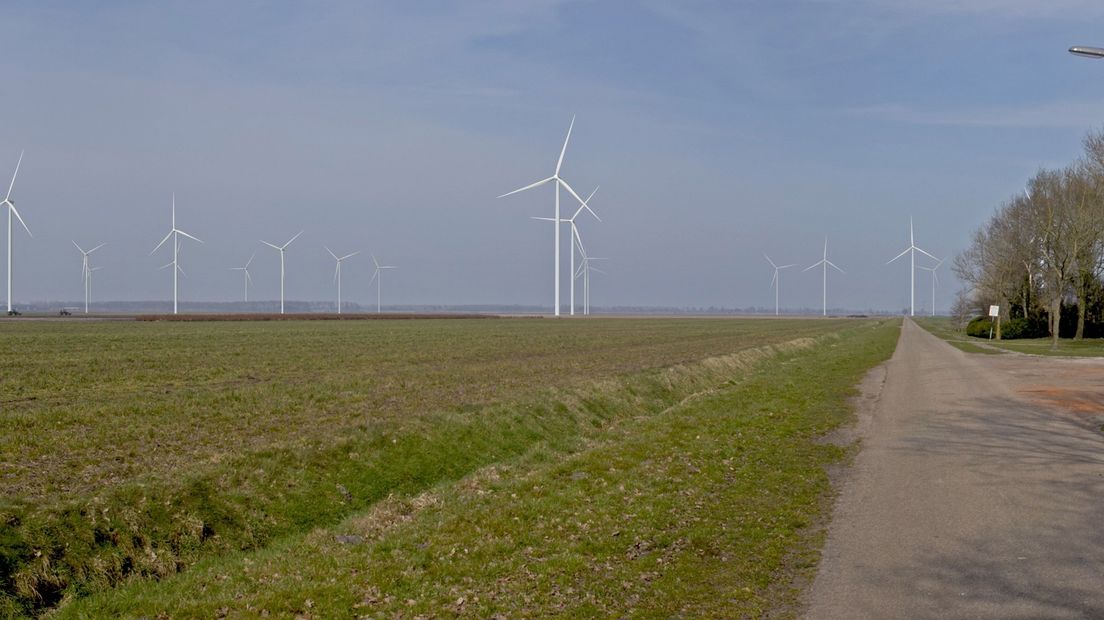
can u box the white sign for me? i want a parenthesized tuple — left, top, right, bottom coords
(989, 305, 1000, 317)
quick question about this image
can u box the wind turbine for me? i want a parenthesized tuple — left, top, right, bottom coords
(764, 253, 797, 316)
(326, 247, 360, 314)
(2, 151, 30, 315)
(260, 231, 302, 314)
(887, 217, 939, 317)
(803, 237, 844, 316)
(579, 256, 606, 316)
(918, 258, 944, 317)
(151, 194, 202, 314)
(73, 241, 106, 314)
(86, 266, 103, 313)
(368, 254, 396, 314)
(498, 116, 592, 317)
(229, 251, 255, 304)
(533, 186, 600, 316)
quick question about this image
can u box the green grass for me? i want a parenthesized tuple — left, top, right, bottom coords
(58, 319, 900, 618)
(0, 317, 896, 617)
(915, 317, 1104, 357)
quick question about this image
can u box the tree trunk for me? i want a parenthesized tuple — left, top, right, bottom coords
(1076, 293, 1086, 340)
(1051, 299, 1061, 349)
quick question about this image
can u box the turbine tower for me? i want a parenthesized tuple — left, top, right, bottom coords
(498, 116, 591, 317)
(369, 254, 396, 314)
(326, 247, 360, 314)
(151, 195, 202, 315)
(260, 231, 302, 314)
(918, 258, 944, 317)
(229, 252, 255, 303)
(804, 237, 844, 317)
(887, 217, 938, 316)
(73, 241, 106, 314)
(764, 253, 797, 316)
(2, 151, 30, 315)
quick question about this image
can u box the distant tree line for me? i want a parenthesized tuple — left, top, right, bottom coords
(953, 128, 1104, 344)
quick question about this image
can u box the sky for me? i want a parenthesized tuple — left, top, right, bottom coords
(3, 0, 1104, 312)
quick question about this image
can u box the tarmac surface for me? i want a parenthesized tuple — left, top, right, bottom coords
(805, 319, 1104, 619)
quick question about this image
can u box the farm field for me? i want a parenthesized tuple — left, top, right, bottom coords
(1, 317, 898, 617)
(915, 317, 1104, 357)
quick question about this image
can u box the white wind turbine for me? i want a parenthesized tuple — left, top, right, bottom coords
(918, 258, 944, 317)
(764, 253, 797, 316)
(2, 151, 30, 315)
(804, 237, 844, 316)
(86, 266, 103, 313)
(499, 116, 592, 317)
(533, 186, 600, 316)
(73, 241, 106, 314)
(369, 254, 396, 314)
(260, 231, 302, 314)
(887, 217, 939, 317)
(577, 252, 606, 316)
(326, 247, 360, 314)
(151, 195, 202, 314)
(229, 252, 255, 304)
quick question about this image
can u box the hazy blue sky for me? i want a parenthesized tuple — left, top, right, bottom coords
(3, 0, 1104, 312)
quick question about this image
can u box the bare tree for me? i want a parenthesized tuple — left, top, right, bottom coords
(1026, 169, 1077, 348)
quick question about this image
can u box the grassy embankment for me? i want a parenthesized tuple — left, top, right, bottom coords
(1, 318, 897, 617)
(915, 317, 1104, 356)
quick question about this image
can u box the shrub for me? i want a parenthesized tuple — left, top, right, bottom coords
(966, 315, 1048, 340)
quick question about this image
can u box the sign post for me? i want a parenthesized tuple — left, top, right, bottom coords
(988, 305, 1000, 340)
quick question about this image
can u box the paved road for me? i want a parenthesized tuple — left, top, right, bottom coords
(805, 319, 1104, 619)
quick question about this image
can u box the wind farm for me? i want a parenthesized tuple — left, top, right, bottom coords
(8, 4, 1104, 619)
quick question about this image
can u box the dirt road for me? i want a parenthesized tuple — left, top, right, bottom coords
(805, 319, 1104, 619)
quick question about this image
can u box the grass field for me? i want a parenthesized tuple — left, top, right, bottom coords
(0, 317, 898, 617)
(915, 317, 1104, 357)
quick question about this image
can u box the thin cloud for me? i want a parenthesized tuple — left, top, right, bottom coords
(849, 101, 1104, 128)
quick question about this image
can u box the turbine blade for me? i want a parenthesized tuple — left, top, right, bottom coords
(915, 246, 939, 261)
(334, 263, 340, 284)
(177, 264, 187, 278)
(590, 266, 606, 275)
(8, 203, 31, 237)
(580, 186, 601, 222)
(88, 243, 106, 254)
(779, 264, 797, 269)
(763, 253, 776, 268)
(283, 230, 303, 248)
(886, 247, 910, 264)
(245, 270, 253, 285)
(555, 115, 575, 176)
(5, 150, 23, 200)
(177, 229, 203, 244)
(340, 250, 360, 260)
(531, 216, 559, 222)
(803, 260, 824, 272)
(246, 251, 256, 268)
(151, 230, 173, 254)
(498, 176, 555, 198)
(557, 178, 589, 211)
(73, 240, 84, 253)
(369, 269, 379, 285)
(159, 260, 174, 270)
(770, 270, 777, 289)
(827, 260, 845, 274)
(260, 240, 281, 250)
(325, 246, 338, 261)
